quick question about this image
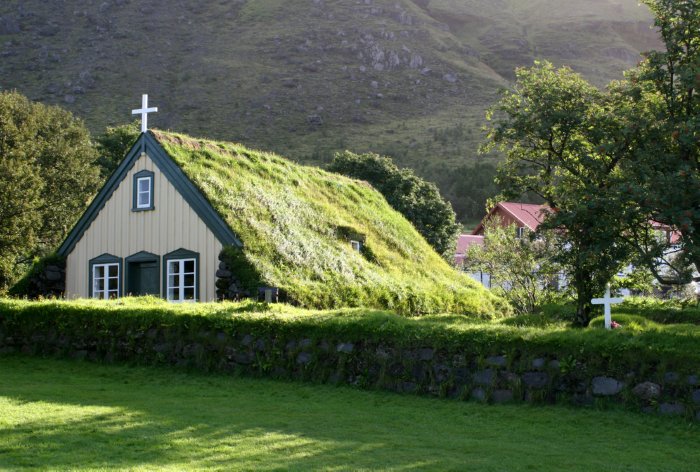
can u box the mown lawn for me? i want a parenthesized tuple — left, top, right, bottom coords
(1, 356, 699, 471)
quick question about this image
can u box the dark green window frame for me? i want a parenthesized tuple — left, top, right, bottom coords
(162, 248, 200, 302)
(88, 253, 123, 299)
(132, 169, 155, 212)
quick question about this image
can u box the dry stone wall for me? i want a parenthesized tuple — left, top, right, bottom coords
(1, 314, 699, 420)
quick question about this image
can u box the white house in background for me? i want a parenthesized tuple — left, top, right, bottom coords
(456, 201, 684, 294)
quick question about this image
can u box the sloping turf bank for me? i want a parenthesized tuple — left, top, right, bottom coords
(1, 299, 699, 418)
(152, 130, 507, 317)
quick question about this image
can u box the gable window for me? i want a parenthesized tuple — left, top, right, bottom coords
(89, 254, 122, 299)
(163, 249, 199, 302)
(137, 177, 151, 208)
(132, 170, 155, 211)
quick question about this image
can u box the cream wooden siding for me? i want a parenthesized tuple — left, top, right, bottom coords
(66, 152, 223, 301)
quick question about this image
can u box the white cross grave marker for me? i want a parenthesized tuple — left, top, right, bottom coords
(132, 94, 158, 133)
(591, 283, 623, 330)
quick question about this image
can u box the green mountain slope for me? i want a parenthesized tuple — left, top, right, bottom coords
(152, 129, 508, 317)
(0, 0, 658, 219)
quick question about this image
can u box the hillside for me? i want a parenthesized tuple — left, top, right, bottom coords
(0, 0, 659, 219)
(152, 130, 508, 316)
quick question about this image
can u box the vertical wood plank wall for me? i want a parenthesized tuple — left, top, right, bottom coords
(66, 152, 223, 301)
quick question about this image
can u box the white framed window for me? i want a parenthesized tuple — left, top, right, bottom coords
(350, 240, 362, 252)
(516, 227, 526, 239)
(136, 177, 152, 208)
(167, 258, 197, 302)
(92, 263, 120, 299)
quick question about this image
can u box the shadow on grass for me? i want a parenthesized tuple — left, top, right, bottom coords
(1, 355, 699, 471)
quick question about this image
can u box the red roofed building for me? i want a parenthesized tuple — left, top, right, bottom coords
(453, 202, 550, 267)
(472, 202, 551, 236)
(455, 202, 682, 292)
(650, 220, 682, 245)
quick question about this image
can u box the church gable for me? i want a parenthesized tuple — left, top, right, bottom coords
(59, 131, 243, 301)
(58, 132, 241, 258)
(62, 148, 223, 300)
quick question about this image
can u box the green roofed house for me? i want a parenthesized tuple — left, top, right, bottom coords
(57, 100, 506, 317)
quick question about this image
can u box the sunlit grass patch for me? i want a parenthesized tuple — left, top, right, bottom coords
(1, 356, 699, 471)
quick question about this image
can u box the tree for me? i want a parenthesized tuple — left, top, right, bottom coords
(483, 62, 650, 325)
(0, 137, 43, 288)
(95, 121, 141, 178)
(329, 151, 460, 258)
(464, 217, 561, 315)
(621, 0, 700, 282)
(0, 91, 100, 290)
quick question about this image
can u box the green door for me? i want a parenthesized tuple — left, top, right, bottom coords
(127, 261, 159, 296)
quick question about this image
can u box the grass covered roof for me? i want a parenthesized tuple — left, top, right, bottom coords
(152, 130, 508, 318)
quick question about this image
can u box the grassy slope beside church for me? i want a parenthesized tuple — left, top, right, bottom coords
(152, 130, 508, 317)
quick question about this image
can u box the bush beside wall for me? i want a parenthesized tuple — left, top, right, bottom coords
(1, 299, 699, 420)
(9, 255, 66, 299)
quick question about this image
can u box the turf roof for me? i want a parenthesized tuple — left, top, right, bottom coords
(151, 130, 509, 317)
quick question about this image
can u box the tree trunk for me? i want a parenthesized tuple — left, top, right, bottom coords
(690, 248, 700, 281)
(572, 273, 595, 327)
(574, 297, 593, 327)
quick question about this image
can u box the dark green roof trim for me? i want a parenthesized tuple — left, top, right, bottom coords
(57, 132, 242, 257)
(140, 132, 242, 247)
(57, 135, 145, 256)
(125, 250, 159, 264)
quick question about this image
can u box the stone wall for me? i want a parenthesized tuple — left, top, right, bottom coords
(1, 319, 698, 420)
(9, 258, 66, 299)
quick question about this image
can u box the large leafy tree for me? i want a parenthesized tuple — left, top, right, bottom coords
(329, 151, 460, 258)
(95, 121, 141, 178)
(622, 0, 700, 282)
(483, 62, 651, 326)
(0, 91, 100, 290)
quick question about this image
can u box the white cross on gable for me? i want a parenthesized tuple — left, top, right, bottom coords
(131, 94, 158, 133)
(591, 283, 623, 330)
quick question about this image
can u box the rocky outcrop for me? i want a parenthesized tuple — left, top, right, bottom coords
(215, 252, 251, 301)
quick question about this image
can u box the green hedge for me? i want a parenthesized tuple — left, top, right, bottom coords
(1, 298, 700, 371)
(614, 297, 700, 325)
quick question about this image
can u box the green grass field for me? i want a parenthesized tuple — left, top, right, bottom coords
(1, 355, 698, 471)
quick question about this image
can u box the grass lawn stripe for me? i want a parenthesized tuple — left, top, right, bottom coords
(0, 355, 698, 471)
